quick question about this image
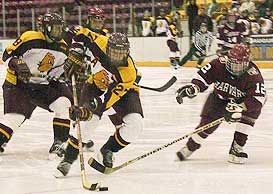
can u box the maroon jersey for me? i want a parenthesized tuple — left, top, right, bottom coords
(217, 22, 247, 51)
(192, 57, 266, 120)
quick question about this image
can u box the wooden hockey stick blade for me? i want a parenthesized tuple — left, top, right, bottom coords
(82, 176, 101, 190)
(88, 117, 224, 174)
(138, 76, 177, 92)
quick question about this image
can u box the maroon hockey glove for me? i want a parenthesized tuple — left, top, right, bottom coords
(9, 58, 31, 82)
(176, 84, 199, 104)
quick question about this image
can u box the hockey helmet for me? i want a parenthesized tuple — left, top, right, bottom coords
(226, 44, 250, 77)
(227, 11, 237, 25)
(41, 13, 64, 41)
(106, 33, 130, 66)
(86, 7, 105, 31)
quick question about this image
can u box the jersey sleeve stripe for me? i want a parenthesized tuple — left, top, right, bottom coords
(193, 73, 210, 87)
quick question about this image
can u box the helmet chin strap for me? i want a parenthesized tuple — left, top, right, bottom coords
(45, 33, 54, 43)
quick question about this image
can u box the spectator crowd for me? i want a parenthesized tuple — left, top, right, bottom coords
(140, 0, 273, 37)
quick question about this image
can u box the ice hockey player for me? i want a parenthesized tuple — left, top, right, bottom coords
(166, 15, 182, 69)
(217, 12, 248, 52)
(61, 7, 110, 152)
(0, 13, 72, 157)
(54, 32, 143, 177)
(179, 23, 213, 69)
(141, 10, 155, 37)
(155, 8, 171, 36)
(63, 7, 108, 47)
(175, 44, 266, 164)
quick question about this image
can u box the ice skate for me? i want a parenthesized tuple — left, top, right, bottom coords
(54, 159, 72, 178)
(228, 140, 248, 164)
(97, 147, 115, 168)
(176, 146, 193, 161)
(48, 139, 66, 160)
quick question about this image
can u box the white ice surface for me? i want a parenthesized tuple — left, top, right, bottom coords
(0, 66, 273, 194)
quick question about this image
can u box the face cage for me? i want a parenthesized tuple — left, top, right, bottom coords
(226, 58, 249, 77)
(44, 23, 63, 41)
(106, 46, 129, 66)
(88, 16, 105, 30)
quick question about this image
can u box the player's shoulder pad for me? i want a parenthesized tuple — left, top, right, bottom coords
(246, 62, 262, 76)
(95, 33, 108, 53)
(20, 31, 46, 42)
(102, 28, 108, 35)
(5, 31, 45, 56)
(75, 27, 108, 52)
(9, 31, 45, 48)
(208, 57, 226, 70)
(165, 15, 172, 24)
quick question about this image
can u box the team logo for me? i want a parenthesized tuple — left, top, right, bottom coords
(93, 70, 110, 90)
(38, 52, 55, 72)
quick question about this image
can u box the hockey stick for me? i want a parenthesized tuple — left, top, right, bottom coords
(71, 75, 102, 191)
(138, 76, 177, 92)
(31, 74, 177, 92)
(88, 117, 225, 174)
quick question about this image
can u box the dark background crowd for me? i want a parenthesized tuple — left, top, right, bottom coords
(0, 0, 273, 38)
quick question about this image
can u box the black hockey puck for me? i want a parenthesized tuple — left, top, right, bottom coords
(99, 187, 108, 191)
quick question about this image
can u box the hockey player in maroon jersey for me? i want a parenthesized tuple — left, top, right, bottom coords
(217, 12, 248, 52)
(175, 44, 266, 164)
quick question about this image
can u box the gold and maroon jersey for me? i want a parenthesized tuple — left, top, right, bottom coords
(167, 23, 178, 41)
(192, 57, 266, 120)
(141, 16, 154, 36)
(155, 15, 171, 35)
(72, 27, 139, 111)
(2, 31, 68, 85)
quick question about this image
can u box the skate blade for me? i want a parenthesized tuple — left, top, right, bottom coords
(228, 154, 246, 164)
(53, 168, 66, 178)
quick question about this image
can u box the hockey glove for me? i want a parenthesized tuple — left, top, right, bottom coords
(69, 98, 98, 121)
(69, 106, 92, 121)
(64, 49, 84, 79)
(176, 84, 199, 104)
(9, 58, 31, 82)
(224, 102, 243, 123)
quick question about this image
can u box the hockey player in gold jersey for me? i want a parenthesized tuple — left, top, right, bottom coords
(55, 31, 144, 177)
(0, 13, 72, 158)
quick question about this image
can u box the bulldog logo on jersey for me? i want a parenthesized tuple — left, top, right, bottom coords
(93, 70, 110, 90)
(38, 52, 55, 72)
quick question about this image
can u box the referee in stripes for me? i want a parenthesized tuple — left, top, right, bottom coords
(179, 23, 213, 68)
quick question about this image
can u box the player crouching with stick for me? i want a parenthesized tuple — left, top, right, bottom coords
(175, 44, 266, 164)
(55, 32, 144, 177)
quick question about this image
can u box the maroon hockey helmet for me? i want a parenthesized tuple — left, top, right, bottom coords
(106, 32, 130, 66)
(86, 7, 105, 31)
(226, 44, 250, 77)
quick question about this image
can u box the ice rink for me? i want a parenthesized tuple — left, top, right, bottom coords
(0, 65, 273, 194)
